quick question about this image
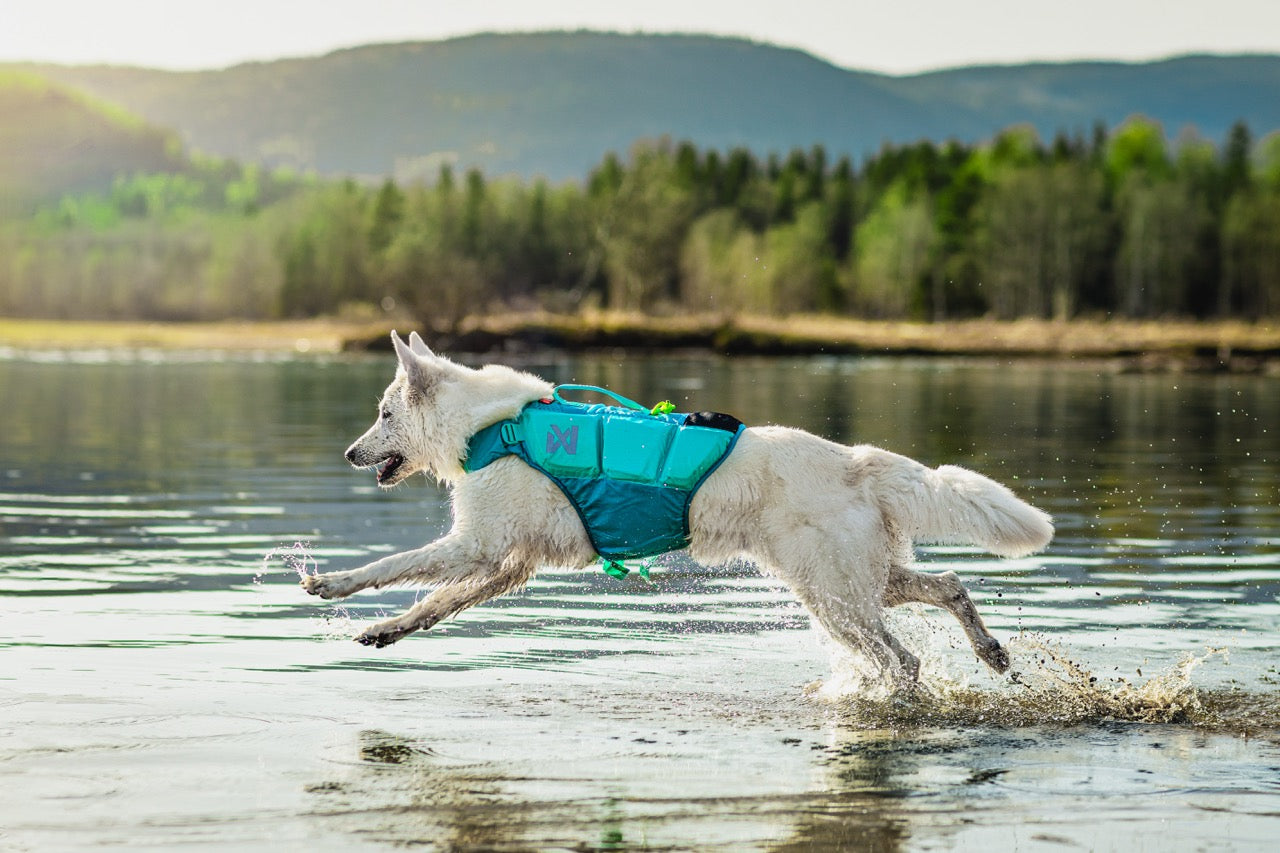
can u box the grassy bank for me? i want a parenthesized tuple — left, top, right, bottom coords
(0, 317, 391, 354)
(421, 312, 1280, 372)
(3, 313, 1279, 371)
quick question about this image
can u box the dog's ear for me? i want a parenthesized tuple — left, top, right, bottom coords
(391, 331, 432, 391)
(407, 331, 434, 358)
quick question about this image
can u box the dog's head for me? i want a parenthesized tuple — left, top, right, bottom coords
(344, 331, 461, 488)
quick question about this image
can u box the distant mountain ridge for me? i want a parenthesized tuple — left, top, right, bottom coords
(8, 32, 1280, 182)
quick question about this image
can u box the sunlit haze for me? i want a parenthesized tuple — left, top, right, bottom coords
(4, 0, 1279, 75)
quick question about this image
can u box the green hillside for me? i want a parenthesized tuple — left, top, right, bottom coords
(18, 33, 934, 180)
(18, 32, 1279, 182)
(889, 54, 1280, 141)
(0, 71, 186, 207)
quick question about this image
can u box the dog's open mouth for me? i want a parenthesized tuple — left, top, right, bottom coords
(374, 454, 405, 484)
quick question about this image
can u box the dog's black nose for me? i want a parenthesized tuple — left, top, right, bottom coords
(344, 446, 358, 463)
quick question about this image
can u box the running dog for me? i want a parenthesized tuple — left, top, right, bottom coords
(302, 332, 1053, 683)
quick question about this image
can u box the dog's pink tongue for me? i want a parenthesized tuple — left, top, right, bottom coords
(376, 455, 400, 481)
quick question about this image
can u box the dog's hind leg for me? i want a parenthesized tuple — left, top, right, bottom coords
(882, 564, 1010, 673)
(766, 510, 920, 685)
(355, 554, 535, 648)
(809, 603, 921, 684)
(302, 532, 480, 599)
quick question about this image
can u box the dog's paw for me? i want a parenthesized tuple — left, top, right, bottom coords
(301, 572, 354, 600)
(355, 620, 413, 649)
(977, 638, 1011, 674)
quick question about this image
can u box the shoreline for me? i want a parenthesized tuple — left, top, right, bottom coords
(2, 313, 1278, 372)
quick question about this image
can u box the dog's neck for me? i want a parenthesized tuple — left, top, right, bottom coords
(465, 365, 553, 431)
(432, 364, 552, 484)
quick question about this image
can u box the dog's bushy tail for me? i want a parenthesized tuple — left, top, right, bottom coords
(882, 462, 1054, 558)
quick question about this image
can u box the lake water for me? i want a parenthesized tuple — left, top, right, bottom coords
(2, 349, 1278, 851)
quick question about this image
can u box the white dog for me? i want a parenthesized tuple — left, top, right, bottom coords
(303, 332, 1053, 683)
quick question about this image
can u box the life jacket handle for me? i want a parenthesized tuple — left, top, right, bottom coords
(552, 384, 648, 412)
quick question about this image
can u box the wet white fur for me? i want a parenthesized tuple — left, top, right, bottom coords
(307, 332, 1054, 683)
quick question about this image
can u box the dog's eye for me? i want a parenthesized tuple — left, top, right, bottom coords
(380, 408, 392, 421)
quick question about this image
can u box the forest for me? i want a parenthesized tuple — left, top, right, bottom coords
(2, 117, 1279, 324)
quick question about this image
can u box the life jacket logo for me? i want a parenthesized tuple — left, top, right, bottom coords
(546, 424, 578, 455)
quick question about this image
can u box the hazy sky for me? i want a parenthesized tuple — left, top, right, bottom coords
(3, 0, 1277, 75)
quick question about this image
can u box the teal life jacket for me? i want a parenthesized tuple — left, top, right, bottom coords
(462, 385, 744, 575)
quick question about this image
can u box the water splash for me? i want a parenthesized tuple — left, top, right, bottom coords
(807, 636, 902, 703)
(806, 605, 993, 702)
(258, 540, 318, 583)
(315, 605, 363, 641)
(257, 541, 363, 640)
(815, 630, 1280, 737)
(998, 633, 1220, 725)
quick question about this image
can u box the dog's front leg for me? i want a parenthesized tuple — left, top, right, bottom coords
(356, 556, 535, 648)
(302, 532, 478, 600)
